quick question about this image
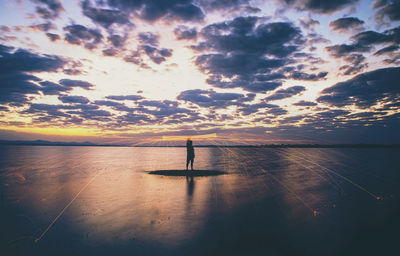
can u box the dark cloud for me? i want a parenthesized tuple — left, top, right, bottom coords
(325, 43, 370, 57)
(374, 44, 400, 55)
(196, 18, 303, 57)
(265, 86, 305, 101)
(63, 24, 103, 50)
(24, 103, 72, 118)
(140, 45, 173, 64)
(293, 100, 317, 106)
(59, 79, 94, 89)
(29, 22, 56, 32)
(94, 100, 133, 112)
(317, 67, 400, 108)
(329, 17, 364, 33)
(81, 0, 132, 29)
(106, 95, 144, 101)
(67, 109, 113, 122)
(46, 32, 60, 41)
(0, 25, 11, 33)
(298, 17, 320, 30)
(63, 68, 85, 76)
(174, 25, 197, 40)
(197, 0, 250, 11)
(372, 0, 400, 25)
(288, 71, 327, 80)
(123, 33, 173, 65)
(177, 89, 254, 108)
(0, 44, 67, 105)
(39, 81, 69, 95)
(238, 102, 279, 115)
(102, 48, 119, 56)
(267, 107, 288, 116)
(138, 32, 159, 46)
(277, 0, 359, 14)
(338, 54, 368, 75)
(351, 26, 400, 46)
(108, 34, 127, 47)
(104, 0, 204, 22)
(0, 46, 66, 74)
(58, 95, 90, 104)
(193, 16, 305, 92)
(31, 0, 64, 20)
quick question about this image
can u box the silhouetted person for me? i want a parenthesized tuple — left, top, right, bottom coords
(186, 139, 195, 171)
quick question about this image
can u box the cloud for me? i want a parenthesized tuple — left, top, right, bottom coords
(102, 48, 119, 56)
(58, 95, 90, 104)
(28, 22, 56, 32)
(324, 25, 400, 73)
(174, 25, 197, 40)
(0, 45, 66, 74)
(277, 0, 359, 14)
(177, 89, 254, 108)
(123, 32, 173, 66)
(46, 32, 60, 41)
(81, 0, 132, 29)
(39, 81, 69, 95)
(0, 44, 68, 105)
(141, 45, 173, 64)
(197, 0, 251, 11)
(351, 26, 400, 45)
(293, 100, 317, 106)
(329, 17, 364, 33)
(138, 32, 159, 46)
(288, 71, 327, 80)
(298, 17, 320, 30)
(338, 54, 368, 75)
(63, 24, 103, 50)
(265, 86, 306, 101)
(59, 79, 94, 89)
(105, 95, 144, 101)
(94, 100, 133, 112)
(372, 0, 400, 25)
(31, 0, 64, 20)
(317, 67, 400, 108)
(108, 34, 127, 47)
(374, 44, 400, 55)
(102, 0, 204, 22)
(192, 16, 305, 92)
(325, 43, 370, 57)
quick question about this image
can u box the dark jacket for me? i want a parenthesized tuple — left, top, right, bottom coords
(187, 141, 195, 159)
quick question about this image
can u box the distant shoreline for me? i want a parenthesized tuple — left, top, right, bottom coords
(0, 140, 399, 148)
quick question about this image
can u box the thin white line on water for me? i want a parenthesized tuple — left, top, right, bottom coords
(35, 170, 102, 243)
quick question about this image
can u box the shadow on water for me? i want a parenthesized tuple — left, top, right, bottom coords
(149, 170, 225, 176)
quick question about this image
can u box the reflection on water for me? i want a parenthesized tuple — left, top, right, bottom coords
(0, 146, 399, 255)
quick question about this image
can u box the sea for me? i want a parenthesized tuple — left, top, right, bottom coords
(0, 145, 399, 256)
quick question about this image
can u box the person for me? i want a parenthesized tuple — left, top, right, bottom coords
(186, 139, 195, 171)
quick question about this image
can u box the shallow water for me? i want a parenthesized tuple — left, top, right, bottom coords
(0, 146, 399, 255)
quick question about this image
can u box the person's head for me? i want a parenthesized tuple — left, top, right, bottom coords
(187, 138, 192, 146)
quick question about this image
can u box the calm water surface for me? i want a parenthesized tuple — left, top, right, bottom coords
(0, 146, 399, 255)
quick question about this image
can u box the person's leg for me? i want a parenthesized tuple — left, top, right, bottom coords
(190, 158, 194, 170)
(186, 158, 189, 170)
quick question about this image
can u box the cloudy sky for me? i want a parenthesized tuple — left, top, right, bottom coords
(0, 0, 399, 145)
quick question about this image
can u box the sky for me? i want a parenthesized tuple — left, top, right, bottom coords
(0, 0, 399, 145)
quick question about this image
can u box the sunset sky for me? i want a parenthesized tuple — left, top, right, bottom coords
(0, 0, 399, 145)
